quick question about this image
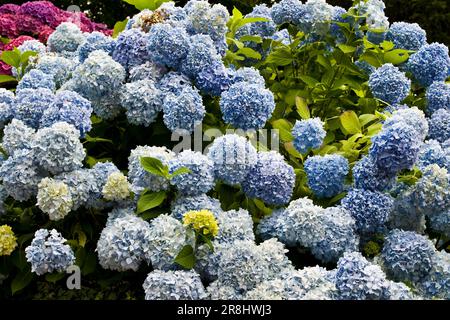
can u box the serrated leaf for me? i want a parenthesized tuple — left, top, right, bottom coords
(265, 47, 294, 66)
(359, 114, 378, 127)
(236, 47, 261, 60)
(338, 44, 356, 54)
(1, 50, 21, 68)
(140, 157, 168, 178)
(340, 111, 361, 134)
(174, 245, 195, 269)
(136, 190, 167, 214)
(295, 96, 310, 119)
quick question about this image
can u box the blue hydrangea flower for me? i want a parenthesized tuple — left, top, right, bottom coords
(129, 61, 167, 83)
(112, 28, 149, 71)
(330, 6, 348, 43)
(194, 60, 233, 97)
(231, 67, 265, 87)
(389, 186, 427, 233)
(47, 22, 85, 53)
(407, 43, 450, 87)
(352, 155, 396, 192)
(242, 4, 276, 38)
(91, 161, 120, 187)
(170, 194, 222, 220)
(295, 0, 334, 35)
(57, 169, 99, 210)
(143, 270, 207, 300)
(207, 134, 258, 185)
(163, 86, 205, 133)
(215, 209, 255, 244)
(2, 119, 35, 155)
(417, 140, 448, 171)
(40, 90, 93, 138)
(335, 251, 389, 300)
(383, 106, 428, 141)
(418, 251, 450, 300)
(0, 149, 41, 201)
(429, 210, 450, 238)
(148, 214, 192, 270)
(304, 154, 349, 198)
(428, 108, 450, 143)
(77, 31, 115, 63)
(96, 214, 152, 271)
(292, 118, 326, 154)
(0, 88, 14, 123)
(426, 81, 450, 114)
(16, 69, 55, 92)
(17, 40, 46, 55)
(35, 54, 77, 89)
(185, 0, 229, 42)
(271, 29, 292, 45)
(271, 0, 303, 25)
(169, 150, 215, 196)
(369, 121, 422, 175)
(120, 79, 163, 127)
(340, 188, 394, 235)
(242, 151, 295, 205)
(410, 164, 450, 216)
(180, 34, 221, 78)
(157, 71, 192, 96)
(368, 63, 411, 104)
(32, 122, 85, 175)
(220, 82, 275, 130)
(207, 281, 243, 300)
(128, 146, 174, 194)
(147, 23, 189, 69)
(354, 60, 376, 76)
(381, 229, 435, 283)
(356, 0, 389, 32)
(386, 22, 427, 51)
(25, 229, 75, 276)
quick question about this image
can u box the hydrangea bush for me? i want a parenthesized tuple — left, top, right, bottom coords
(0, 0, 448, 300)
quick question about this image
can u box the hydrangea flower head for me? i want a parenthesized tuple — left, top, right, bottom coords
(417, 140, 448, 171)
(180, 34, 221, 78)
(37, 177, 73, 221)
(418, 250, 450, 300)
(78, 31, 115, 63)
(352, 155, 396, 191)
(185, 0, 229, 42)
(292, 118, 326, 154)
(429, 210, 450, 239)
(112, 28, 149, 70)
(194, 60, 233, 96)
(304, 154, 349, 198)
(215, 209, 255, 244)
(183, 210, 219, 237)
(383, 106, 428, 141)
(129, 61, 167, 82)
(2, 119, 35, 155)
(428, 108, 450, 143)
(295, 0, 334, 35)
(47, 22, 85, 53)
(57, 169, 98, 210)
(0, 225, 17, 256)
(170, 194, 222, 220)
(271, 0, 303, 25)
(0, 88, 14, 123)
(368, 63, 410, 104)
(17, 69, 55, 93)
(17, 40, 46, 55)
(231, 67, 265, 87)
(35, 54, 77, 88)
(25, 229, 75, 275)
(242, 151, 295, 205)
(102, 172, 131, 202)
(386, 22, 427, 50)
(426, 81, 450, 114)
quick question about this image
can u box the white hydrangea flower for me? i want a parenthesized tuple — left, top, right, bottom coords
(37, 178, 73, 221)
(102, 171, 131, 201)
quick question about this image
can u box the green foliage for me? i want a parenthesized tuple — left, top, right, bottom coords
(0, 48, 38, 82)
(122, 0, 171, 11)
(174, 245, 196, 269)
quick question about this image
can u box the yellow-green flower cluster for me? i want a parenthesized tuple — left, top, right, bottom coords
(0, 225, 17, 256)
(102, 171, 131, 201)
(183, 210, 219, 237)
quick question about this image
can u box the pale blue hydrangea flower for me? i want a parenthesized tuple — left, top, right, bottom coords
(242, 151, 295, 205)
(157, 71, 192, 96)
(143, 270, 207, 300)
(194, 60, 233, 96)
(91, 162, 120, 187)
(207, 134, 258, 185)
(0, 149, 41, 201)
(16, 69, 55, 92)
(368, 63, 410, 104)
(330, 6, 347, 43)
(426, 82, 450, 114)
(335, 251, 389, 300)
(147, 23, 189, 69)
(128, 146, 174, 194)
(383, 106, 428, 141)
(386, 22, 427, 51)
(340, 188, 393, 235)
(428, 108, 450, 143)
(356, 0, 389, 32)
(244, 278, 286, 300)
(417, 140, 448, 171)
(47, 22, 85, 53)
(380, 229, 435, 283)
(96, 214, 152, 271)
(184, 0, 229, 42)
(271, 0, 303, 25)
(429, 210, 450, 239)
(369, 121, 422, 175)
(220, 82, 275, 130)
(292, 118, 326, 154)
(112, 28, 149, 71)
(120, 79, 163, 127)
(271, 29, 292, 45)
(180, 34, 221, 78)
(77, 31, 115, 63)
(417, 250, 450, 300)
(57, 169, 99, 210)
(170, 194, 222, 220)
(2, 119, 35, 155)
(407, 43, 450, 87)
(169, 150, 215, 196)
(215, 209, 255, 244)
(352, 155, 396, 192)
(32, 122, 85, 175)
(410, 164, 450, 216)
(36, 177, 73, 221)
(35, 54, 77, 88)
(231, 67, 265, 87)
(148, 214, 192, 270)
(295, 0, 334, 35)
(207, 281, 243, 300)
(40, 90, 93, 138)
(242, 4, 276, 38)
(129, 61, 167, 82)
(0, 88, 14, 123)
(304, 154, 349, 198)
(383, 281, 417, 300)
(25, 229, 75, 275)
(17, 40, 46, 55)
(162, 86, 205, 133)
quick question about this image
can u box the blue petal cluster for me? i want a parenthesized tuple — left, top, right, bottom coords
(418, 251, 450, 300)
(129, 61, 167, 82)
(215, 209, 255, 244)
(292, 118, 326, 154)
(35, 55, 77, 88)
(428, 108, 450, 143)
(271, 0, 303, 25)
(112, 28, 149, 71)
(170, 194, 222, 220)
(426, 81, 450, 114)
(185, 0, 229, 42)
(47, 22, 85, 54)
(386, 22, 427, 50)
(16, 69, 55, 92)
(368, 63, 410, 104)
(352, 155, 396, 192)
(417, 140, 448, 171)
(77, 31, 115, 63)
(2, 119, 35, 155)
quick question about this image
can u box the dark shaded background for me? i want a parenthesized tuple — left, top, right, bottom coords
(6, 0, 450, 45)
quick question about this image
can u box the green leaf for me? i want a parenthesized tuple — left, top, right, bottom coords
(253, 198, 272, 215)
(0, 75, 17, 84)
(236, 47, 261, 60)
(11, 268, 34, 295)
(338, 44, 356, 54)
(45, 272, 65, 283)
(295, 96, 310, 119)
(0, 36, 10, 44)
(1, 49, 21, 68)
(271, 119, 293, 142)
(122, 0, 170, 10)
(383, 49, 409, 65)
(136, 190, 167, 214)
(359, 114, 378, 127)
(298, 75, 319, 87)
(82, 252, 97, 275)
(170, 167, 191, 178)
(236, 17, 269, 31)
(84, 134, 113, 144)
(265, 47, 294, 66)
(340, 111, 362, 135)
(174, 245, 196, 269)
(113, 19, 129, 38)
(140, 156, 168, 178)
(199, 234, 214, 252)
(239, 35, 262, 43)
